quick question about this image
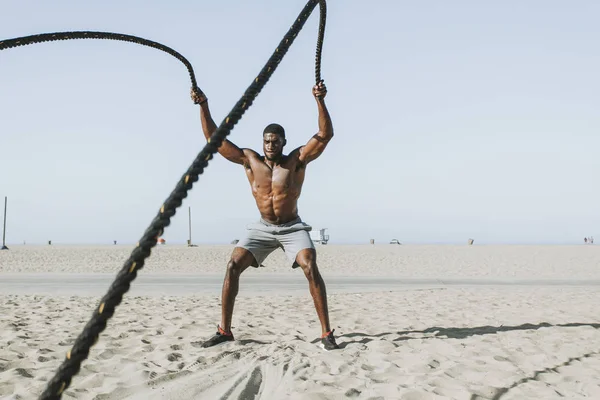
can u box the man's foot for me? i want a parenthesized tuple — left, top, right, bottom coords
(201, 326, 234, 348)
(320, 329, 340, 350)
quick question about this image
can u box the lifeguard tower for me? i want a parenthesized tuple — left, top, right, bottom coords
(310, 228, 330, 245)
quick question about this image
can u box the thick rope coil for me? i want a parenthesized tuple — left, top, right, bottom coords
(1, 1, 327, 399)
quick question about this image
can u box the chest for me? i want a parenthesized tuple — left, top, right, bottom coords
(246, 160, 304, 189)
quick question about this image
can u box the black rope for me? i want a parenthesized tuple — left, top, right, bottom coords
(0, 31, 200, 93)
(314, 0, 327, 84)
(0, 1, 327, 399)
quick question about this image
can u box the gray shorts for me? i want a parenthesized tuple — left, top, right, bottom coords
(236, 217, 315, 268)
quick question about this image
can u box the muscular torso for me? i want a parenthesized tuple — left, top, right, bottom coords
(243, 150, 306, 224)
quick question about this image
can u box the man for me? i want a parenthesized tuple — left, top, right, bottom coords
(190, 81, 339, 350)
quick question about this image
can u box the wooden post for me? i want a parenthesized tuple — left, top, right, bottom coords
(1, 196, 8, 250)
(188, 206, 192, 246)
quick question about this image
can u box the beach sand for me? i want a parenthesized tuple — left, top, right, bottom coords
(1, 245, 600, 399)
(1, 244, 599, 279)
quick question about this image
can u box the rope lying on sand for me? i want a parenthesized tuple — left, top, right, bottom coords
(0, 1, 327, 398)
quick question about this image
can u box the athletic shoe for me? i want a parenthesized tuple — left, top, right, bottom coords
(320, 329, 340, 350)
(201, 325, 234, 348)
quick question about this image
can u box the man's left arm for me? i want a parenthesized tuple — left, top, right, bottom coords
(298, 82, 334, 164)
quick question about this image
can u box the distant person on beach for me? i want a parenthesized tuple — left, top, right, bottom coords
(191, 82, 339, 350)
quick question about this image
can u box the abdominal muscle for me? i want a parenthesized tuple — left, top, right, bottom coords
(244, 153, 306, 225)
(251, 185, 301, 225)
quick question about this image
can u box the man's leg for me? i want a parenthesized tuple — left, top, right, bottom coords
(202, 225, 279, 348)
(201, 247, 255, 348)
(220, 247, 256, 333)
(277, 226, 337, 347)
(295, 248, 332, 337)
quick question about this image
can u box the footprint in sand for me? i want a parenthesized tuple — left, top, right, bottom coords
(167, 353, 182, 362)
(98, 349, 117, 360)
(182, 356, 208, 373)
(58, 338, 76, 346)
(142, 345, 155, 353)
(14, 368, 34, 378)
(77, 372, 106, 390)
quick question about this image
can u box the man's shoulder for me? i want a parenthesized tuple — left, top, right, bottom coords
(242, 148, 260, 158)
(285, 148, 306, 169)
(287, 146, 304, 159)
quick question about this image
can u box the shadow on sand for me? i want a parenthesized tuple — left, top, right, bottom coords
(334, 322, 600, 399)
(336, 321, 600, 344)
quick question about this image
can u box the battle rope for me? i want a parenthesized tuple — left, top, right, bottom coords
(1, 1, 326, 399)
(0, 31, 200, 92)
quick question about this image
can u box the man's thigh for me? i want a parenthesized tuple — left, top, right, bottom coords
(236, 228, 280, 267)
(277, 229, 315, 268)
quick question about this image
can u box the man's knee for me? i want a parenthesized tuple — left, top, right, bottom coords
(226, 248, 255, 277)
(296, 249, 319, 280)
(226, 258, 243, 277)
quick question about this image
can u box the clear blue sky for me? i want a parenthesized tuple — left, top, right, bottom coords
(1, 0, 599, 245)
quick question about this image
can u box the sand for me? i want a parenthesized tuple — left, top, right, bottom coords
(1, 244, 599, 279)
(1, 245, 600, 399)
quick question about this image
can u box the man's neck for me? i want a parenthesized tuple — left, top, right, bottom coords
(264, 155, 283, 168)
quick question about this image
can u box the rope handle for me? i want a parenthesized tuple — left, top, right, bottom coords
(191, 86, 208, 105)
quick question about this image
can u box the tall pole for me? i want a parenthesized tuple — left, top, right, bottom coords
(188, 206, 192, 246)
(1, 196, 8, 250)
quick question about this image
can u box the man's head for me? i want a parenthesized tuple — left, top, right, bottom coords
(263, 123, 286, 161)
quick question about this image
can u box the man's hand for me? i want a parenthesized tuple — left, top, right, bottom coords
(312, 81, 327, 100)
(191, 87, 207, 105)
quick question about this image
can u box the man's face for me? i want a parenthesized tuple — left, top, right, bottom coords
(263, 133, 285, 160)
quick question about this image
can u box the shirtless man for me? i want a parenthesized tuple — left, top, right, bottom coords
(190, 81, 339, 350)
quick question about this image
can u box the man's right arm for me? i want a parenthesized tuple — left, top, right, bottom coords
(192, 90, 248, 165)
